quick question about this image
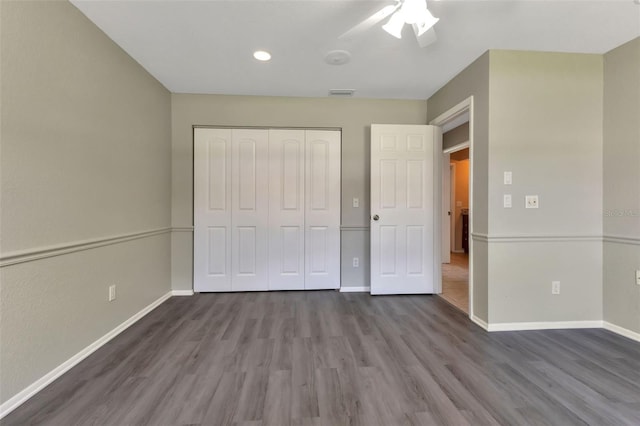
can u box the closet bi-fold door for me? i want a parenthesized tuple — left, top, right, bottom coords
(305, 130, 340, 290)
(194, 128, 339, 292)
(231, 129, 269, 291)
(268, 129, 305, 290)
(194, 128, 269, 292)
(193, 128, 232, 292)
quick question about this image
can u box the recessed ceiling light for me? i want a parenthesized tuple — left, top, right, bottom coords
(253, 50, 271, 61)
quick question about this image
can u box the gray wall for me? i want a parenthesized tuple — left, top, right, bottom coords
(603, 37, 640, 335)
(0, 0, 172, 405)
(170, 95, 428, 291)
(428, 50, 605, 325)
(443, 122, 470, 151)
(487, 51, 603, 324)
(428, 52, 491, 322)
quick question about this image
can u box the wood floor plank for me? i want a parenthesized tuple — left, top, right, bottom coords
(3, 293, 640, 426)
(262, 370, 292, 426)
(291, 337, 320, 419)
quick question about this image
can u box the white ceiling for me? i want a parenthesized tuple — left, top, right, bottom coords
(70, 0, 640, 100)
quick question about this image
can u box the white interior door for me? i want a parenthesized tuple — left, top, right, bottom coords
(231, 129, 269, 291)
(268, 129, 305, 290)
(370, 124, 441, 295)
(442, 153, 451, 264)
(193, 128, 232, 292)
(305, 130, 341, 290)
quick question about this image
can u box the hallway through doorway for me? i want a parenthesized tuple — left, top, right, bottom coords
(440, 252, 469, 313)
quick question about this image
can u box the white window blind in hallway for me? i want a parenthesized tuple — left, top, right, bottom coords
(194, 128, 341, 292)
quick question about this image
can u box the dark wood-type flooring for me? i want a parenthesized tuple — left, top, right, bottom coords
(4, 291, 640, 425)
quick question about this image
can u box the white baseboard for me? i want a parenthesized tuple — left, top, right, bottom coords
(471, 315, 489, 330)
(0, 291, 172, 420)
(172, 290, 194, 296)
(603, 321, 640, 343)
(339, 286, 370, 293)
(487, 320, 603, 332)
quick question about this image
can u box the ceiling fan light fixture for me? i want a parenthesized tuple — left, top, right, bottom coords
(414, 9, 439, 36)
(399, 0, 427, 24)
(382, 11, 405, 39)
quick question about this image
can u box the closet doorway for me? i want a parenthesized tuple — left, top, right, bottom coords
(193, 127, 341, 292)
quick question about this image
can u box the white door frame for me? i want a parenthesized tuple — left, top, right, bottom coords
(449, 162, 457, 253)
(441, 154, 451, 265)
(430, 97, 474, 318)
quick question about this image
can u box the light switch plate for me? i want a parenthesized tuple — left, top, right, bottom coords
(525, 195, 539, 209)
(504, 171, 512, 185)
(503, 194, 512, 208)
(352, 198, 359, 208)
(636, 270, 640, 286)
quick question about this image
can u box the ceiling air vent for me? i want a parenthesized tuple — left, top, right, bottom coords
(329, 89, 355, 97)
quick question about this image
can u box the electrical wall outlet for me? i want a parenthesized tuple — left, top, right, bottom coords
(552, 281, 560, 295)
(636, 270, 640, 286)
(503, 194, 512, 208)
(109, 285, 116, 302)
(525, 195, 539, 209)
(352, 257, 359, 268)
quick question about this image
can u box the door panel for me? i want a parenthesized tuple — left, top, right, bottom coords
(406, 226, 424, 275)
(308, 226, 328, 273)
(207, 227, 227, 275)
(269, 129, 305, 290)
(232, 129, 269, 291)
(194, 128, 232, 292)
(370, 124, 440, 295)
(237, 226, 257, 274)
(305, 130, 340, 290)
(379, 225, 397, 275)
(407, 160, 425, 209)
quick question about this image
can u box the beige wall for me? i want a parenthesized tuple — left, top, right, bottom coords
(0, 0, 172, 406)
(171, 94, 428, 291)
(487, 50, 603, 324)
(603, 37, 640, 335)
(428, 52, 491, 322)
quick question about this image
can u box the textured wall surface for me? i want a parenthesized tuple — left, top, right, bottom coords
(0, 0, 172, 405)
(428, 50, 606, 325)
(487, 50, 604, 324)
(603, 37, 640, 335)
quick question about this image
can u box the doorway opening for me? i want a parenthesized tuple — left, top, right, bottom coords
(430, 97, 474, 318)
(442, 146, 469, 313)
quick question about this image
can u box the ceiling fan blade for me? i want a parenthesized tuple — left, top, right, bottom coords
(414, 25, 437, 48)
(339, 3, 400, 40)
